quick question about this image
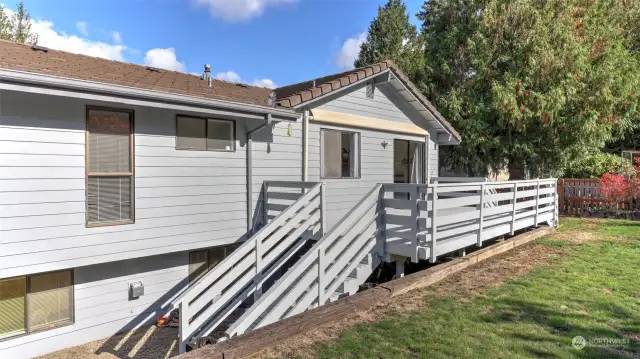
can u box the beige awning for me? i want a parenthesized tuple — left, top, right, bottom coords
(310, 109, 428, 137)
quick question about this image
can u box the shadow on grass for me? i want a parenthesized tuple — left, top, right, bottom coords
(479, 297, 640, 358)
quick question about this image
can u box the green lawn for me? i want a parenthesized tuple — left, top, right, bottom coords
(300, 219, 640, 359)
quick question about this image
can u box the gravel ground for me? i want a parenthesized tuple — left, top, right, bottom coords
(36, 325, 179, 359)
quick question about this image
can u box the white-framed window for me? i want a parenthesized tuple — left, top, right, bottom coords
(176, 116, 235, 151)
(0, 270, 74, 339)
(86, 107, 134, 227)
(320, 129, 360, 179)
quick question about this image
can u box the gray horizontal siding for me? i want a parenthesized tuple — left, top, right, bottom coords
(0, 91, 252, 278)
(250, 121, 303, 225)
(0, 252, 189, 359)
(316, 83, 414, 125)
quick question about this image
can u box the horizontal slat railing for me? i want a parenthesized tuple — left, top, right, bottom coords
(225, 184, 383, 337)
(383, 179, 558, 262)
(177, 181, 323, 353)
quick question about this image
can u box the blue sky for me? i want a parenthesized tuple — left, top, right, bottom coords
(6, 0, 424, 88)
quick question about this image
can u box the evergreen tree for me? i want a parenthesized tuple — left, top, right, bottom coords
(11, 2, 37, 44)
(419, 0, 640, 179)
(354, 0, 424, 81)
(0, 5, 12, 40)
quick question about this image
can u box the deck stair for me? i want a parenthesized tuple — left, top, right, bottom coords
(174, 181, 325, 352)
(176, 178, 559, 353)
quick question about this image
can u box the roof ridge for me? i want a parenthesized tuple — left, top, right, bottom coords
(275, 60, 394, 91)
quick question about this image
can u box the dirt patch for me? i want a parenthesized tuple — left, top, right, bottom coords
(36, 325, 179, 359)
(254, 239, 566, 359)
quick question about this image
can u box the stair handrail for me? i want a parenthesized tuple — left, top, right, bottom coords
(226, 183, 383, 336)
(177, 181, 323, 352)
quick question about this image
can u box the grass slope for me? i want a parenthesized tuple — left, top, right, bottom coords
(302, 219, 640, 359)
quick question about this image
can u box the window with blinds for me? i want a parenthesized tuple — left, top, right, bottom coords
(86, 108, 134, 226)
(0, 270, 73, 339)
(320, 129, 360, 179)
(176, 116, 235, 151)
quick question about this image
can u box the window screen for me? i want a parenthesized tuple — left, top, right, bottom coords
(28, 271, 73, 332)
(321, 129, 360, 179)
(188, 250, 209, 285)
(176, 116, 235, 151)
(0, 277, 26, 337)
(86, 108, 134, 226)
(176, 116, 206, 150)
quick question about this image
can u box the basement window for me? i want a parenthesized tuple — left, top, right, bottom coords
(176, 116, 235, 152)
(0, 270, 74, 339)
(320, 129, 360, 179)
(188, 244, 240, 285)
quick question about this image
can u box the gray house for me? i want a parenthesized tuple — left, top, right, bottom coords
(0, 41, 465, 358)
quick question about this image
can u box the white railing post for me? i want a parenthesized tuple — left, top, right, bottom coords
(477, 183, 485, 247)
(430, 182, 438, 263)
(317, 245, 325, 305)
(320, 182, 326, 236)
(553, 180, 559, 228)
(510, 182, 518, 235)
(178, 302, 188, 354)
(262, 181, 269, 226)
(254, 231, 263, 301)
(534, 180, 540, 226)
(410, 186, 419, 262)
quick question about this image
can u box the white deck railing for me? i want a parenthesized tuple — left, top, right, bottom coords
(176, 181, 324, 353)
(383, 179, 558, 262)
(183, 179, 558, 350)
(226, 183, 383, 337)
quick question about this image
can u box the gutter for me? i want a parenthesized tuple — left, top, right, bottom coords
(246, 114, 273, 232)
(0, 68, 299, 121)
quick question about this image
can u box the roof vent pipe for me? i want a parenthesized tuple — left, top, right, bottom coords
(203, 64, 212, 87)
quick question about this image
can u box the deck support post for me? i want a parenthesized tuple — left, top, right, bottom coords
(534, 180, 540, 227)
(510, 182, 517, 235)
(458, 248, 466, 257)
(477, 183, 485, 247)
(430, 183, 438, 263)
(395, 259, 405, 278)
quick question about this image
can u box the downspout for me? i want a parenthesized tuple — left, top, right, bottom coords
(246, 114, 272, 232)
(302, 109, 310, 181)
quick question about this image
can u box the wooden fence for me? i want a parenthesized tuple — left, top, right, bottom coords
(557, 179, 640, 216)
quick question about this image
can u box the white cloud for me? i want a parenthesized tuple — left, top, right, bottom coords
(144, 48, 186, 72)
(215, 70, 276, 88)
(251, 78, 276, 89)
(336, 32, 366, 69)
(111, 31, 122, 44)
(194, 0, 297, 22)
(33, 20, 127, 61)
(215, 70, 242, 83)
(1, 8, 127, 61)
(76, 21, 88, 36)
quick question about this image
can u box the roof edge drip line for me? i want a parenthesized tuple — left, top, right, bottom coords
(0, 68, 300, 120)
